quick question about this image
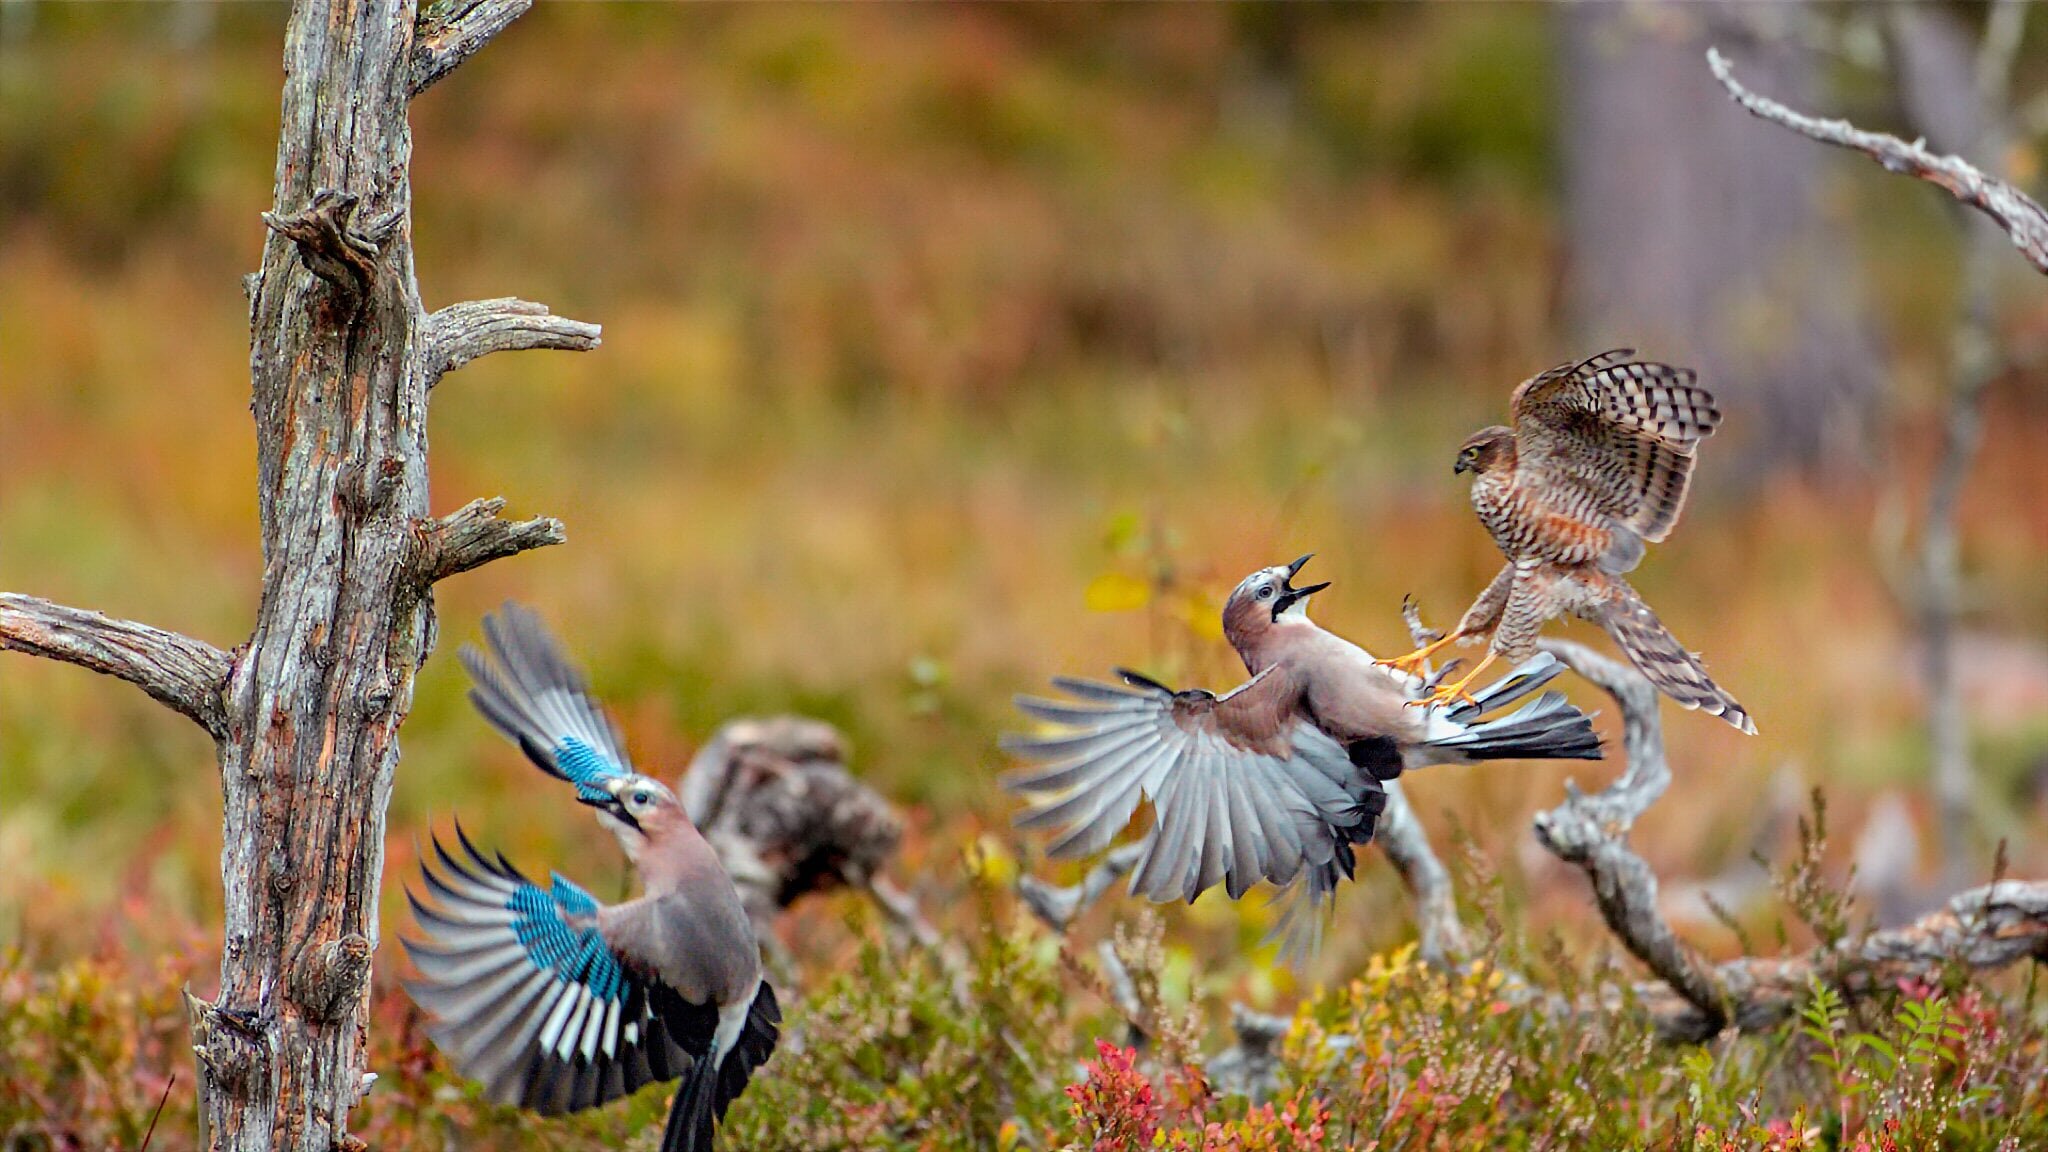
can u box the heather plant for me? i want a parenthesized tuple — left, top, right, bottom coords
(5, 857, 2048, 1151)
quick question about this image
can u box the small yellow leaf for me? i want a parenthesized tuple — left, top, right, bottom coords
(1084, 571, 1152, 613)
(969, 835, 1017, 884)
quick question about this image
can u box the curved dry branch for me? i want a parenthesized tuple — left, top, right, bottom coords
(411, 497, 565, 585)
(1533, 638, 1730, 1039)
(411, 0, 534, 97)
(1374, 783, 1468, 967)
(0, 593, 231, 739)
(422, 297, 601, 386)
(1708, 46, 2048, 275)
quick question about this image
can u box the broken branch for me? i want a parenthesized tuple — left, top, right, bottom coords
(1018, 843, 1146, 933)
(411, 0, 534, 97)
(421, 297, 601, 386)
(1378, 598, 1470, 966)
(411, 497, 565, 585)
(0, 593, 231, 739)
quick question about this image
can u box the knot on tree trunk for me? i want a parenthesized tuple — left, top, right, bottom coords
(290, 934, 375, 1022)
(262, 189, 399, 300)
(189, 992, 270, 1093)
(679, 716, 904, 934)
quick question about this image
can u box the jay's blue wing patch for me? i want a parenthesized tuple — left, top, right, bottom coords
(403, 824, 703, 1116)
(461, 604, 636, 800)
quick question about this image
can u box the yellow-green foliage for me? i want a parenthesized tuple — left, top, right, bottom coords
(5, 876, 2048, 1151)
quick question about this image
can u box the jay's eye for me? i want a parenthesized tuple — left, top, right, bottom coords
(1256, 586, 1273, 600)
(630, 790, 650, 806)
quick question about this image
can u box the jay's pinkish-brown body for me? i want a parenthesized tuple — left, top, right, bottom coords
(1005, 555, 1602, 958)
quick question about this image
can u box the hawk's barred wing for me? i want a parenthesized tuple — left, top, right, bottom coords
(1001, 667, 1383, 908)
(402, 827, 701, 1115)
(461, 603, 635, 802)
(1510, 349, 1723, 544)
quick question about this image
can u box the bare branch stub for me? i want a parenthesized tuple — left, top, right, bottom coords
(0, 593, 231, 738)
(1533, 639, 1730, 1039)
(412, 497, 566, 585)
(1206, 1003, 1296, 1101)
(422, 297, 601, 387)
(411, 0, 535, 97)
(1708, 46, 2048, 275)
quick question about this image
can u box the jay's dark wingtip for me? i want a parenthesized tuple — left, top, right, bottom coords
(1111, 667, 1174, 695)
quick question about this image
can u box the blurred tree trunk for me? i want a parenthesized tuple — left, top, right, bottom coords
(1887, 1, 2026, 884)
(0, 0, 596, 1146)
(1558, 2, 1884, 474)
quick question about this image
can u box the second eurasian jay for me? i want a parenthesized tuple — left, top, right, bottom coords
(403, 606, 778, 1152)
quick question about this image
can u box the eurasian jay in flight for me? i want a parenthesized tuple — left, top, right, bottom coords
(403, 605, 778, 1152)
(1004, 555, 1602, 956)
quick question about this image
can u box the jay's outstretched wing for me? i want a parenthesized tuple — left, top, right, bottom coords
(1001, 666, 1384, 911)
(461, 603, 634, 802)
(402, 826, 703, 1115)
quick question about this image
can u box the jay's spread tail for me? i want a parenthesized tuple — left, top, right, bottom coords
(1422, 652, 1604, 761)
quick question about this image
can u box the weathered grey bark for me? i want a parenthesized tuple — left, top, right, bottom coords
(1532, 639, 1732, 1040)
(1560, 2, 1885, 473)
(1640, 878, 2048, 1041)
(0, 2, 595, 1147)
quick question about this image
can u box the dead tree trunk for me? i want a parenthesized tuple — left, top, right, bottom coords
(0, 1, 597, 1148)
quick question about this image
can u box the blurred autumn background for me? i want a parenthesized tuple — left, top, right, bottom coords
(6, 3, 2048, 1148)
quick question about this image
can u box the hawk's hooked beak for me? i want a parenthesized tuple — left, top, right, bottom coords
(1274, 554, 1332, 617)
(577, 780, 641, 832)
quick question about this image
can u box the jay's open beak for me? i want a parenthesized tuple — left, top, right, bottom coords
(1274, 554, 1331, 615)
